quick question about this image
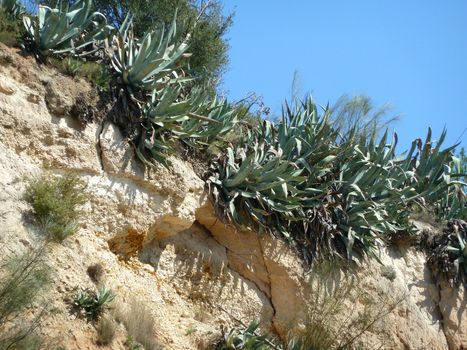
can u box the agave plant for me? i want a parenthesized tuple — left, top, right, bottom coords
(392, 128, 467, 222)
(0, 0, 24, 18)
(208, 97, 399, 261)
(109, 11, 190, 94)
(426, 219, 467, 285)
(217, 321, 274, 350)
(137, 85, 238, 165)
(208, 125, 307, 237)
(23, 0, 113, 57)
(208, 95, 465, 263)
(73, 287, 115, 320)
(446, 221, 467, 280)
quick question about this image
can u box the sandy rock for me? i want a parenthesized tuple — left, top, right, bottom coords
(439, 282, 467, 349)
(44, 75, 90, 116)
(0, 80, 15, 95)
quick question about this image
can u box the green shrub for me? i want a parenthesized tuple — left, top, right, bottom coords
(0, 0, 24, 18)
(0, 247, 50, 350)
(78, 61, 112, 89)
(25, 173, 87, 242)
(73, 287, 115, 321)
(125, 337, 143, 350)
(48, 57, 112, 90)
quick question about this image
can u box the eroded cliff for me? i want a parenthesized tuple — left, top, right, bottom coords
(0, 44, 465, 349)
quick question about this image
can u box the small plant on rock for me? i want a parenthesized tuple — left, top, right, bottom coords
(216, 320, 275, 350)
(25, 173, 87, 242)
(73, 287, 115, 321)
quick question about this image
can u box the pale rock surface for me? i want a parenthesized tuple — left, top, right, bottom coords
(0, 43, 465, 349)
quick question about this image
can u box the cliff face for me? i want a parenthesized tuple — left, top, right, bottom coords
(0, 43, 465, 350)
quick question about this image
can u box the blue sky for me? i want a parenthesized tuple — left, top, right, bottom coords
(222, 0, 467, 152)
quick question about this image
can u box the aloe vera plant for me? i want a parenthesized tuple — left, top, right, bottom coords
(23, 0, 113, 57)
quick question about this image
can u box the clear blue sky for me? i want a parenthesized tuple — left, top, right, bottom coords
(222, 0, 467, 152)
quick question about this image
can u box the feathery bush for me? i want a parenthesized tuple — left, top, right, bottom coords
(284, 262, 405, 350)
(0, 247, 50, 350)
(216, 262, 405, 350)
(96, 316, 116, 345)
(25, 173, 87, 242)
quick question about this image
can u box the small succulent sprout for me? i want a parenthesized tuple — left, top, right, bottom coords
(73, 287, 115, 320)
(217, 320, 274, 350)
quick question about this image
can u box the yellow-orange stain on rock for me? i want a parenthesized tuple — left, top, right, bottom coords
(108, 227, 146, 260)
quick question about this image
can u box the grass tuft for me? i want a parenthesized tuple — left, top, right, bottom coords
(116, 299, 162, 350)
(96, 316, 116, 345)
